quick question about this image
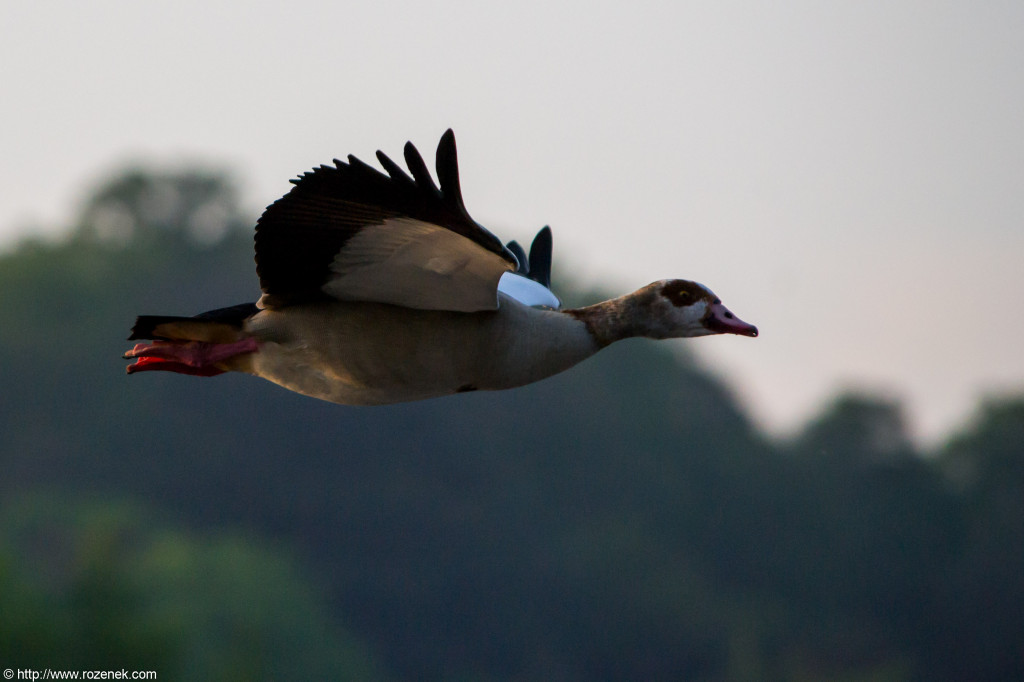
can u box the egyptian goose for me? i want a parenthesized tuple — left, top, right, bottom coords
(124, 130, 757, 405)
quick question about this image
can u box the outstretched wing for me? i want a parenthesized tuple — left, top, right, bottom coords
(254, 129, 520, 312)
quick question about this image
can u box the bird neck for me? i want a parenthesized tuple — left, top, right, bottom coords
(565, 289, 656, 348)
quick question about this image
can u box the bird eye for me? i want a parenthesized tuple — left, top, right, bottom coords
(661, 282, 696, 307)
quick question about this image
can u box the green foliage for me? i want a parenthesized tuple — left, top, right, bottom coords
(0, 494, 385, 680)
(1, 164, 1022, 679)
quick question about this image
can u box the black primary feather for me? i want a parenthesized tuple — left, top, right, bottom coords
(506, 240, 529, 275)
(402, 140, 439, 195)
(527, 226, 553, 288)
(434, 129, 468, 214)
(374, 150, 416, 187)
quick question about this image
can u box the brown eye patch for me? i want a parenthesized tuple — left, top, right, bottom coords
(661, 280, 708, 307)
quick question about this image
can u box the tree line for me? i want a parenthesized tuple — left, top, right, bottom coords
(0, 167, 1021, 680)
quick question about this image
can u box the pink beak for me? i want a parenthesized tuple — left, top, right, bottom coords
(704, 302, 758, 337)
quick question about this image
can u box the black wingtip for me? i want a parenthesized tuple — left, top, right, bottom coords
(375, 149, 414, 185)
(346, 154, 389, 182)
(432, 129, 516, 265)
(507, 240, 529, 275)
(435, 129, 466, 212)
(403, 140, 439, 195)
(438, 129, 457, 157)
(528, 226, 553, 288)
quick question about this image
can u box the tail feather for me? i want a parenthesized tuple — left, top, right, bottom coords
(125, 302, 260, 377)
(129, 303, 259, 342)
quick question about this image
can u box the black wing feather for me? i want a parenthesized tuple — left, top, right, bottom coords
(254, 130, 517, 307)
(435, 129, 468, 215)
(506, 240, 529, 275)
(402, 140, 439, 195)
(528, 226, 554, 288)
(375, 150, 416, 187)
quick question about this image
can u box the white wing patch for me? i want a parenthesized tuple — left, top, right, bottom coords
(498, 272, 561, 309)
(322, 217, 514, 312)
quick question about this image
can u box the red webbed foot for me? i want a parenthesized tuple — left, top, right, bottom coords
(124, 338, 259, 376)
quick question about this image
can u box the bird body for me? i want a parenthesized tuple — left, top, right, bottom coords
(237, 293, 597, 405)
(125, 131, 757, 404)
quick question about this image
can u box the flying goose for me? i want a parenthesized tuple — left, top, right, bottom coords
(124, 130, 757, 405)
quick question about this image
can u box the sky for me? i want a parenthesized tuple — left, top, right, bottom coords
(3, 1, 1022, 444)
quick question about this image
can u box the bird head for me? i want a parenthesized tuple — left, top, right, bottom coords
(645, 279, 758, 339)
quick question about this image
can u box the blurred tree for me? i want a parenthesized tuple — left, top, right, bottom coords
(793, 392, 915, 468)
(1, 162, 1022, 680)
(781, 393, 959, 679)
(930, 396, 1024, 681)
(940, 395, 1024, 496)
(74, 166, 249, 247)
(0, 494, 387, 680)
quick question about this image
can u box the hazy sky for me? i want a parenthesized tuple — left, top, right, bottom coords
(3, 1, 1022, 443)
